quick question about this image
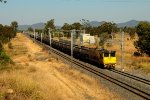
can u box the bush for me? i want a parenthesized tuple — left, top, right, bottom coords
(8, 42, 13, 49)
(0, 51, 11, 64)
(0, 43, 3, 51)
(133, 51, 143, 57)
(106, 43, 113, 47)
(135, 22, 150, 56)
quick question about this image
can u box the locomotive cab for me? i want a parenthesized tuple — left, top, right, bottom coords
(103, 51, 116, 69)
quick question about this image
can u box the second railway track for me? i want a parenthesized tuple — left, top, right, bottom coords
(109, 69, 150, 85)
(27, 34, 150, 100)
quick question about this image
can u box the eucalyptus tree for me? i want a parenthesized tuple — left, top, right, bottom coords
(135, 21, 150, 56)
(10, 21, 18, 37)
(45, 19, 55, 33)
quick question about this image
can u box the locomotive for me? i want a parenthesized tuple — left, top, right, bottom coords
(29, 33, 116, 69)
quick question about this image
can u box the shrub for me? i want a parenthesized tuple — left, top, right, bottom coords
(0, 43, 3, 51)
(8, 42, 13, 49)
(106, 43, 113, 47)
(0, 51, 11, 64)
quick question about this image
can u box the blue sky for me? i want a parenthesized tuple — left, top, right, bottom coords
(0, 0, 150, 25)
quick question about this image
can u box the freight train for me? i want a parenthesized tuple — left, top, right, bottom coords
(29, 33, 116, 69)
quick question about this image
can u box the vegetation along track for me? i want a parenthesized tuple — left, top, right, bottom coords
(26, 34, 150, 100)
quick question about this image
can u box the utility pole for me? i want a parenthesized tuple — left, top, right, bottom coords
(48, 28, 52, 46)
(34, 29, 35, 42)
(71, 30, 75, 57)
(121, 31, 124, 71)
(41, 30, 43, 44)
(35, 32, 38, 39)
(71, 30, 75, 66)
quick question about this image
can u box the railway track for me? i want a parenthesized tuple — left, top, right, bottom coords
(109, 69, 150, 85)
(27, 34, 150, 100)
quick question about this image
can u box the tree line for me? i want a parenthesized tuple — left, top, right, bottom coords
(27, 19, 150, 56)
(0, 21, 18, 64)
(0, 21, 18, 48)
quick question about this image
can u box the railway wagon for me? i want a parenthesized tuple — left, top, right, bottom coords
(29, 33, 116, 69)
(51, 39, 116, 68)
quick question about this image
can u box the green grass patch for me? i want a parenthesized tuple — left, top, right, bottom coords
(0, 51, 14, 71)
(0, 51, 11, 64)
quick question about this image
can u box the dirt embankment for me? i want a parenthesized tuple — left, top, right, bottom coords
(0, 33, 121, 100)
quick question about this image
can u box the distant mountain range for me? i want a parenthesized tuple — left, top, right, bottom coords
(18, 23, 61, 30)
(18, 20, 145, 30)
(89, 20, 141, 27)
(117, 20, 140, 27)
(18, 23, 45, 30)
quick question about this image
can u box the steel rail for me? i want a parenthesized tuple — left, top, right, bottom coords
(43, 43, 150, 100)
(26, 34, 150, 100)
(109, 69, 150, 85)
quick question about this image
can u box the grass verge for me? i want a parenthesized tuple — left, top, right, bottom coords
(0, 72, 45, 100)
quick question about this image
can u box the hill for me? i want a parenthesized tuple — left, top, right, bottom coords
(89, 20, 141, 27)
(117, 20, 140, 27)
(18, 20, 146, 30)
(18, 23, 61, 30)
(18, 23, 45, 30)
(89, 21, 105, 27)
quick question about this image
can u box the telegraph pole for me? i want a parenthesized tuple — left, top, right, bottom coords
(41, 30, 43, 44)
(121, 31, 124, 71)
(71, 30, 75, 66)
(71, 30, 75, 57)
(34, 29, 35, 42)
(48, 28, 52, 46)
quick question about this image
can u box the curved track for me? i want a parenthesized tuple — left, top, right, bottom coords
(50, 46, 150, 99)
(109, 69, 150, 85)
(27, 34, 150, 100)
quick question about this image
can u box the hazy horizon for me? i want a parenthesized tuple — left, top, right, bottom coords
(1, 0, 150, 26)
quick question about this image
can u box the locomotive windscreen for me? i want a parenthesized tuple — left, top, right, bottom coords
(104, 53, 109, 57)
(110, 51, 116, 57)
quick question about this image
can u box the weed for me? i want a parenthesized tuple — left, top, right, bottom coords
(28, 66, 37, 73)
(106, 43, 113, 47)
(28, 54, 31, 58)
(8, 42, 13, 49)
(0, 51, 11, 64)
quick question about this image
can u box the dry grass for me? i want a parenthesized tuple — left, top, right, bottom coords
(0, 72, 45, 100)
(104, 33, 150, 74)
(81, 32, 150, 74)
(0, 33, 122, 100)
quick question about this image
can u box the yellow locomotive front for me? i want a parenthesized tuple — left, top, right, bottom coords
(103, 51, 116, 68)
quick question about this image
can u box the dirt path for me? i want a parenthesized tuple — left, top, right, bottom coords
(7, 33, 122, 99)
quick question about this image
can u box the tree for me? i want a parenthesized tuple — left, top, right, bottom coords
(0, 24, 14, 52)
(61, 23, 72, 31)
(123, 26, 136, 39)
(98, 22, 117, 35)
(89, 27, 99, 36)
(45, 19, 55, 33)
(80, 19, 91, 34)
(99, 32, 110, 48)
(11, 21, 18, 30)
(28, 27, 33, 32)
(11, 21, 18, 37)
(61, 22, 82, 38)
(134, 21, 150, 56)
(80, 19, 90, 29)
(61, 23, 72, 38)
(71, 22, 82, 30)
